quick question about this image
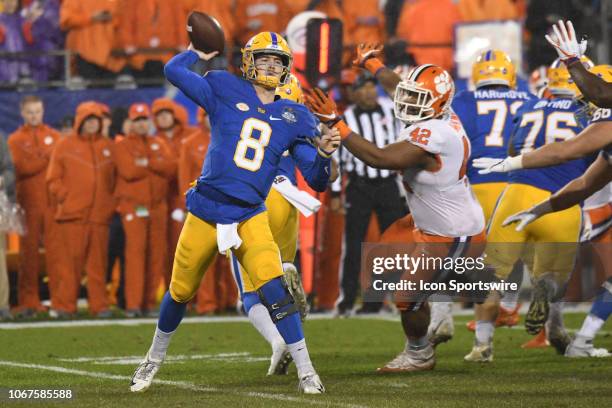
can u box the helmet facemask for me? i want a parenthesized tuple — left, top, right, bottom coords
(394, 80, 438, 124)
(243, 49, 291, 89)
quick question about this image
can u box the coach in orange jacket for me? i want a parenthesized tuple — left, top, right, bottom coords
(151, 98, 190, 286)
(46, 101, 116, 316)
(7, 96, 60, 314)
(115, 103, 176, 316)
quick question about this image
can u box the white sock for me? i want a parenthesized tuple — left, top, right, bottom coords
(248, 303, 285, 349)
(475, 321, 494, 344)
(149, 327, 175, 362)
(500, 291, 519, 311)
(287, 339, 314, 378)
(546, 302, 564, 331)
(431, 300, 452, 317)
(575, 314, 605, 343)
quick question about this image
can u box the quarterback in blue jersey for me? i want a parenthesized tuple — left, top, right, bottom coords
(228, 75, 336, 376)
(466, 60, 594, 362)
(452, 49, 534, 223)
(130, 32, 338, 394)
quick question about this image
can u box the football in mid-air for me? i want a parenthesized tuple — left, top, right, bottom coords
(187, 11, 225, 54)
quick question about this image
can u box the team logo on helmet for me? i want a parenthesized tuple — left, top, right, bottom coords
(394, 64, 455, 124)
(241, 32, 293, 89)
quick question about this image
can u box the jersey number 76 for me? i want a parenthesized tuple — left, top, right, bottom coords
(233, 118, 271, 171)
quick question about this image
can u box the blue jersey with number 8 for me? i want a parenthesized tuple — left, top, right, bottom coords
(165, 51, 329, 222)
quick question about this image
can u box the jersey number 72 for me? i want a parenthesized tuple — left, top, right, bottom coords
(477, 100, 524, 146)
(233, 118, 271, 171)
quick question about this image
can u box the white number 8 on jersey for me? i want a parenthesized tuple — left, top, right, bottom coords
(233, 118, 272, 172)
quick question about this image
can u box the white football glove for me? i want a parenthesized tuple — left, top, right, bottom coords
(502, 201, 553, 232)
(473, 156, 523, 175)
(502, 210, 538, 232)
(544, 20, 587, 61)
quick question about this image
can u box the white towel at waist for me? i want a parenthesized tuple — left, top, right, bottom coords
(217, 223, 242, 254)
(272, 176, 322, 217)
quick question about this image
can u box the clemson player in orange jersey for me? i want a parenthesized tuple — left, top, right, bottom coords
(307, 44, 487, 372)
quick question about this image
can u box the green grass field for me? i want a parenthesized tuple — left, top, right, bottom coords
(1, 313, 611, 407)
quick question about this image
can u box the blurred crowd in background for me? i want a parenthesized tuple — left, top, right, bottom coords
(0, 0, 606, 86)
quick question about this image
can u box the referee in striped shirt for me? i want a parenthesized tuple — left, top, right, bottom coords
(332, 74, 408, 316)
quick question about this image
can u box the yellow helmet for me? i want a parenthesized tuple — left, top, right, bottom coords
(547, 56, 595, 97)
(471, 49, 516, 89)
(241, 31, 292, 89)
(275, 74, 303, 103)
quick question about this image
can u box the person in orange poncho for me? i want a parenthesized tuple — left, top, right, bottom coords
(46, 101, 116, 316)
(115, 103, 177, 317)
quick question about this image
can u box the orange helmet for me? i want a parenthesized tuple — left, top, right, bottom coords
(394, 64, 454, 124)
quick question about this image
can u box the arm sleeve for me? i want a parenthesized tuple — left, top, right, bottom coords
(164, 51, 218, 114)
(113, 141, 148, 181)
(290, 138, 331, 192)
(7, 137, 49, 178)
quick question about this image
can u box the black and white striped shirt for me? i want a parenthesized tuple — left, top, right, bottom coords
(332, 96, 401, 192)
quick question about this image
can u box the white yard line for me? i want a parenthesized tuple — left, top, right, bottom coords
(0, 304, 594, 330)
(0, 360, 368, 408)
(58, 352, 268, 365)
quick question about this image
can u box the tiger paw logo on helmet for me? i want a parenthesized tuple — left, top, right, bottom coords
(394, 64, 455, 124)
(434, 71, 452, 95)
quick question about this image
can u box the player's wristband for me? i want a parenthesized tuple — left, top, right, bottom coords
(317, 147, 334, 158)
(563, 56, 580, 66)
(364, 58, 385, 76)
(506, 155, 524, 171)
(332, 120, 353, 140)
(532, 200, 553, 217)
